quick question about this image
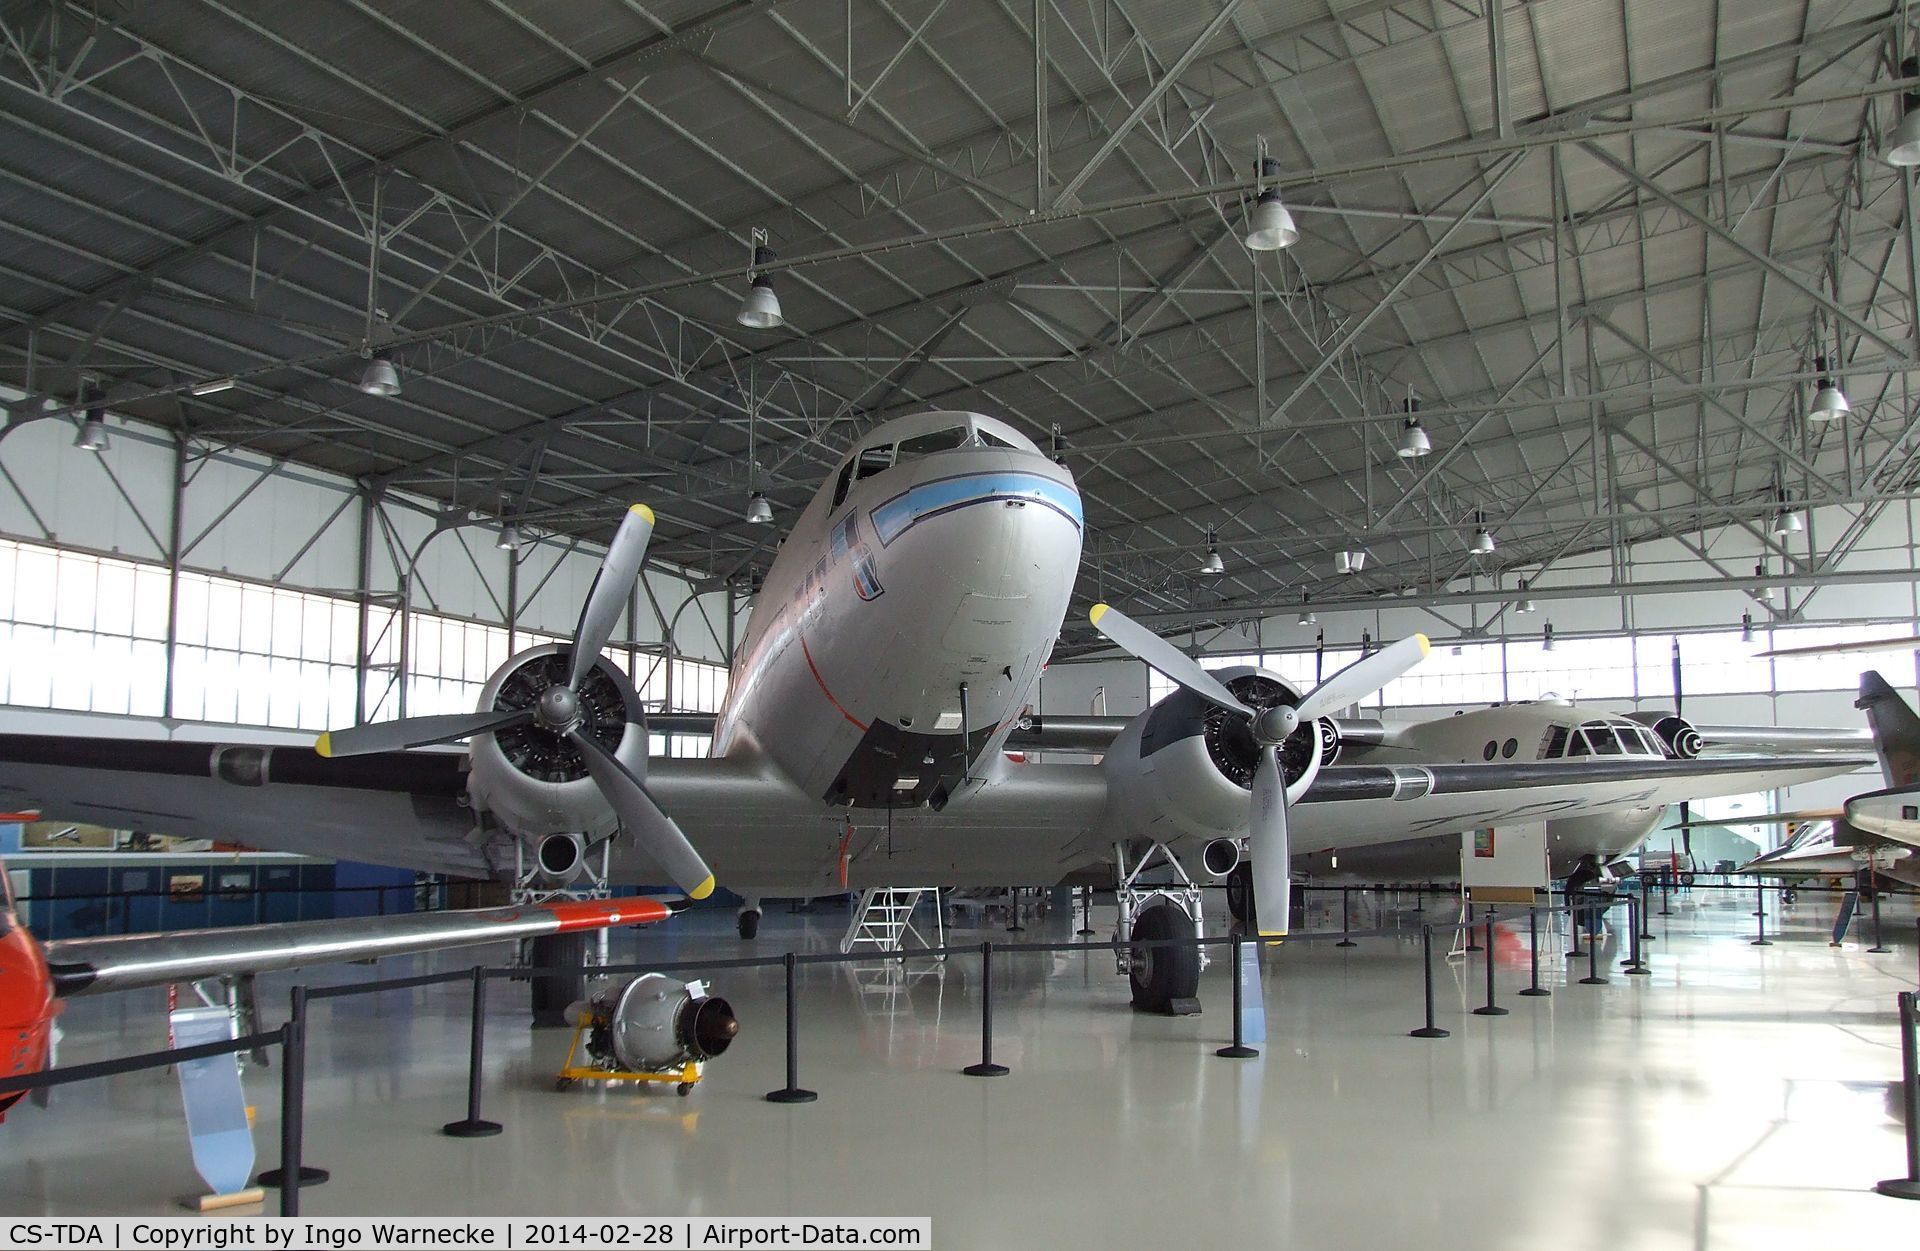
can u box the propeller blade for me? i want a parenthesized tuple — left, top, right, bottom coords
(569, 729, 715, 901)
(1249, 744, 1291, 939)
(567, 504, 656, 690)
(1295, 634, 1430, 721)
(315, 708, 531, 758)
(1089, 603, 1254, 718)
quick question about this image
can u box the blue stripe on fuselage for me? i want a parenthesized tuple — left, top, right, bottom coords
(868, 471, 1082, 548)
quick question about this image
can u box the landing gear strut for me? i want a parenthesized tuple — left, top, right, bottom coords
(511, 833, 613, 1026)
(1112, 841, 1205, 1015)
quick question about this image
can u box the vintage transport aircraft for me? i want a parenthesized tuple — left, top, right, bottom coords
(0, 410, 1866, 1010)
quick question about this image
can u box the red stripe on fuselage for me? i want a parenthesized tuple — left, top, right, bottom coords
(800, 636, 869, 732)
(545, 897, 672, 934)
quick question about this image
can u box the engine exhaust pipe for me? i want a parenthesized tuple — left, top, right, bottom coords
(532, 832, 587, 885)
(1201, 837, 1243, 878)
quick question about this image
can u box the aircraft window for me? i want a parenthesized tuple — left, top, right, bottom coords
(1544, 726, 1569, 758)
(1567, 732, 1590, 757)
(831, 460, 855, 507)
(855, 446, 895, 479)
(978, 428, 1019, 449)
(1635, 729, 1661, 756)
(1591, 727, 1624, 755)
(1501, 737, 1518, 759)
(896, 427, 969, 458)
(1482, 740, 1497, 761)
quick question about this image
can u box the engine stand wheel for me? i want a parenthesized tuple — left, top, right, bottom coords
(677, 1083, 694, 1097)
(528, 932, 589, 1028)
(737, 908, 761, 940)
(1129, 900, 1200, 1015)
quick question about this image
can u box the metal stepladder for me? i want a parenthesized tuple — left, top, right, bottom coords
(840, 887, 946, 957)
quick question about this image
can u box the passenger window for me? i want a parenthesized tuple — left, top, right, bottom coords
(1501, 738, 1518, 759)
(856, 445, 894, 479)
(1567, 733, 1589, 757)
(831, 460, 855, 508)
(1482, 740, 1497, 761)
(897, 427, 968, 458)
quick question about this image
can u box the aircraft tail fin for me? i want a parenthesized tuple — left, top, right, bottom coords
(1857, 670, 1920, 787)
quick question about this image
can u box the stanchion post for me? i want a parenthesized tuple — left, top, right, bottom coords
(1077, 886, 1095, 937)
(1638, 875, 1654, 941)
(1472, 909, 1508, 1016)
(1336, 886, 1357, 948)
(1876, 991, 1920, 1200)
(443, 966, 503, 1137)
(1751, 883, 1773, 946)
(1579, 916, 1608, 985)
(765, 952, 818, 1103)
(1658, 870, 1672, 917)
(1410, 925, 1450, 1038)
(1464, 898, 1482, 953)
(259, 985, 328, 1199)
(1623, 896, 1649, 974)
(1518, 908, 1549, 997)
(964, 941, 1011, 1076)
(1868, 866, 1891, 953)
(1753, 882, 1765, 917)
(1217, 934, 1259, 1059)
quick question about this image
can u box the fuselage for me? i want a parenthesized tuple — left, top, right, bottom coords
(714, 411, 1082, 811)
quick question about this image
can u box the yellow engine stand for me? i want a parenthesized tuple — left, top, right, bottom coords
(554, 1015, 705, 1096)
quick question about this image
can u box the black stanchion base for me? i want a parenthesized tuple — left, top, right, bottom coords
(962, 1062, 1010, 1077)
(1215, 1045, 1260, 1059)
(1471, 1005, 1510, 1016)
(1867, 946, 1893, 954)
(1409, 1026, 1451, 1039)
(764, 1087, 819, 1104)
(1623, 966, 1651, 976)
(1638, 932, 1655, 942)
(1578, 975, 1609, 985)
(1657, 908, 1672, 917)
(441, 1119, 503, 1138)
(1565, 949, 1586, 959)
(1005, 925, 1024, 934)
(1075, 929, 1095, 937)
(1517, 987, 1551, 997)
(1750, 939, 1773, 947)
(257, 1167, 330, 1188)
(1464, 943, 1483, 953)
(1875, 1178, 1920, 1200)
(1335, 939, 1358, 949)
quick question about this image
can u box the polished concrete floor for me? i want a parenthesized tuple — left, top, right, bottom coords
(1, 886, 1916, 1246)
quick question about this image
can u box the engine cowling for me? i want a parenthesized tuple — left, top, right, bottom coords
(465, 643, 648, 858)
(570, 974, 738, 1072)
(1100, 666, 1327, 843)
(1625, 711, 1703, 759)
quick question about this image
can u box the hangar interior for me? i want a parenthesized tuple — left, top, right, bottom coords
(0, 0, 1917, 1242)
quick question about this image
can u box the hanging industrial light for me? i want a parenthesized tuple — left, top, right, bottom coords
(1196, 524, 1225, 575)
(745, 491, 774, 524)
(358, 350, 401, 397)
(72, 384, 108, 453)
(1396, 398, 1432, 459)
(1741, 612, 1755, 644)
(1470, 509, 1496, 555)
(1243, 155, 1299, 251)
(1753, 561, 1774, 605)
(1515, 579, 1535, 614)
(735, 228, 785, 330)
(496, 523, 521, 552)
(190, 377, 237, 397)
(1807, 355, 1850, 420)
(1885, 57, 1920, 165)
(1542, 622, 1555, 652)
(1297, 593, 1316, 627)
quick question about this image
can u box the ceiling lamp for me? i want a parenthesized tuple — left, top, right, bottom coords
(190, 377, 237, 397)
(1741, 612, 1755, 644)
(1885, 57, 1920, 165)
(1243, 156, 1298, 252)
(1755, 562, 1774, 604)
(1197, 524, 1225, 575)
(72, 384, 107, 452)
(1469, 510, 1496, 555)
(1333, 549, 1366, 574)
(496, 523, 521, 553)
(1542, 622, 1555, 652)
(1808, 355, 1849, 421)
(358, 350, 401, 397)
(746, 491, 774, 525)
(1297, 595, 1316, 627)
(1515, 579, 1535, 614)
(1396, 398, 1432, 458)
(736, 231, 785, 330)
(1771, 503, 1803, 536)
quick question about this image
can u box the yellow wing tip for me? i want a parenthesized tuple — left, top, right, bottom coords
(1413, 632, 1431, 656)
(630, 503, 655, 525)
(1089, 603, 1110, 625)
(689, 874, 716, 901)
(313, 732, 333, 758)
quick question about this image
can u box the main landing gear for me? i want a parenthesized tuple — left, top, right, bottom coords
(1113, 841, 1205, 1015)
(737, 898, 762, 940)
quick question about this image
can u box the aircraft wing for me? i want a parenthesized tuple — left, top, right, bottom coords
(41, 895, 676, 997)
(0, 732, 489, 878)
(1844, 785, 1920, 848)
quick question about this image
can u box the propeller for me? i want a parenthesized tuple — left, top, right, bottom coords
(316, 505, 717, 901)
(1090, 603, 1429, 939)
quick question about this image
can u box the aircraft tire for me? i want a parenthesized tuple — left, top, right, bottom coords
(528, 932, 588, 1027)
(1225, 863, 1255, 932)
(737, 909, 761, 940)
(1129, 900, 1199, 1014)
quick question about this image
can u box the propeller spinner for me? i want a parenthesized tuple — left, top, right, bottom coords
(1090, 603, 1428, 938)
(315, 505, 716, 901)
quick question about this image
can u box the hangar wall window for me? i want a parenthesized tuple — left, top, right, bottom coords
(0, 538, 171, 716)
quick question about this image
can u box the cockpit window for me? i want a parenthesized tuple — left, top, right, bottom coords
(896, 426, 969, 459)
(1567, 732, 1589, 757)
(832, 460, 855, 507)
(1590, 727, 1623, 755)
(1543, 726, 1570, 759)
(855, 445, 894, 480)
(977, 428, 1019, 450)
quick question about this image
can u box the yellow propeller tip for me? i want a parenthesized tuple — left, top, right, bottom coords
(313, 732, 333, 758)
(630, 503, 655, 525)
(1413, 632, 1431, 656)
(1089, 603, 1110, 625)
(689, 874, 716, 901)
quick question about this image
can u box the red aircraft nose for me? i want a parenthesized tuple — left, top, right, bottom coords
(0, 916, 56, 1115)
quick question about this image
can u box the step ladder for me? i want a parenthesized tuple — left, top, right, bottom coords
(840, 888, 945, 957)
